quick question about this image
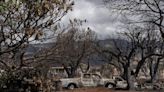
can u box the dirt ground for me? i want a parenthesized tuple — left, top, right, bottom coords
(62, 87, 163, 92)
(63, 87, 110, 92)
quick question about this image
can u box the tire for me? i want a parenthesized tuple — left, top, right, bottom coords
(67, 84, 76, 90)
(106, 83, 115, 89)
(135, 85, 142, 91)
(153, 85, 161, 90)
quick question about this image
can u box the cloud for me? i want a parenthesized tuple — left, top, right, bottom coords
(62, 0, 120, 39)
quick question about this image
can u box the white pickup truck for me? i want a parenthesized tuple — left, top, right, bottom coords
(60, 73, 128, 89)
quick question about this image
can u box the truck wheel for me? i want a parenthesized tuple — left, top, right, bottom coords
(67, 84, 76, 90)
(106, 83, 115, 89)
(135, 85, 142, 91)
(153, 85, 160, 90)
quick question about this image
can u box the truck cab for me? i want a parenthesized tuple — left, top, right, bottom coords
(113, 76, 127, 88)
(81, 73, 107, 87)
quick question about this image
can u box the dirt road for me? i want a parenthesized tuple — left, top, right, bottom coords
(63, 87, 109, 92)
(62, 87, 163, 92)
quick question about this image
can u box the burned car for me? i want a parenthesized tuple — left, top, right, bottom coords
(60, 73, 129, 89)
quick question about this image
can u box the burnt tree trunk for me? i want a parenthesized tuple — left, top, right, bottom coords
(151, 58, 161, 82)
(122, 62, 135, 90)
(149, 59, 154, 83)
(122, 63, 131, 90)
(153, 58, 160, 79)
(63, 64, 77, 78)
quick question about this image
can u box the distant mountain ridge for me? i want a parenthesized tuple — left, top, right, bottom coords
(26, 39, 129, 53)
(25, 39, 129, 66)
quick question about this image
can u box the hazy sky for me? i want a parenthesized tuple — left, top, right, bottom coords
(62, 0, 121, 39)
